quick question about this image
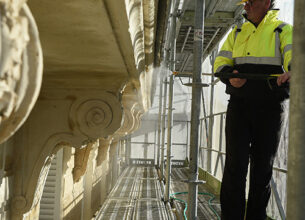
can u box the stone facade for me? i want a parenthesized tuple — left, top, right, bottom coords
(0, 0, 160, 219)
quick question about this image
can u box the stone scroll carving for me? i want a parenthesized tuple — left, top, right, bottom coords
(129, 103, 144, 133)
(114, 83, 144, 137)
(0, 2, 43, 144)
(115, 103, 136, 136)
(114, 103, 143, 137)
(68, 92, 124, 182)
(69, 92, 123, 140)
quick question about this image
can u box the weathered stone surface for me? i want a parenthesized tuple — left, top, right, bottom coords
(8, 89, 124, 218)
(69, 92, 123, 139)
(96, 138, 112, 167)
(72, 143, 94, 183)
(0, 2, 43, 144)
(0, 0, 158, 218)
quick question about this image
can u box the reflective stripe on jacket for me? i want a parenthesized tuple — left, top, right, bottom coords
(214, 10, 293, 100)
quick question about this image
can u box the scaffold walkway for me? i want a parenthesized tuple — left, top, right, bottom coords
(171, 168, 221, 219)
(95, 166, 170, 220)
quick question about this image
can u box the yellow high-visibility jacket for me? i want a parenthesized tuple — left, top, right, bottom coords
(214, 10, 293, 100)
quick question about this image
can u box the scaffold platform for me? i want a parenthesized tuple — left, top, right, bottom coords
(95, 166, 170, 220)
(171, 168, 221, 219)
(94, 164, 222, 220)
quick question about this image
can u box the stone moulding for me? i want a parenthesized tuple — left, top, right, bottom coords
(122, 0, 157, 110)
(0, 3, 43, 144)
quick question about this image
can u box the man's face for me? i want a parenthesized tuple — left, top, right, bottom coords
(244, 0, 270, 24)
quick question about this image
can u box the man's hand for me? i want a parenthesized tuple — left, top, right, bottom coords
(277, 71, 291, 86)
(229, 70, 247, 88)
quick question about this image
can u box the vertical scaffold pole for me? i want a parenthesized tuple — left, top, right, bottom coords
(287, 0, 305, 218)
(165, 74, 174, 202)
(207, 50, 217, 172)
(159, 0, 171, 172)
(157, 75, 163, 168)
(127, 135, 131, 165)
(160, 31, 170, 180)
(187, 0, 204, 219)
(124, 139, 128, 165)
(160, 78, 168, 180)
(165, 0, 178, 202)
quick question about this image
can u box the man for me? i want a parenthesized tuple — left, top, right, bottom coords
(214, 0, 292, 219)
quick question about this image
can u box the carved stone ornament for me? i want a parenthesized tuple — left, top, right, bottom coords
(69, 92, 123, 140)
(96, 137, 112, 167)
(130, 103, 144, 133)
(0, 2, 43, 144)
(115, 104, 136, 136)
(10, 133, 80, 219)
(72, 142, 94, 183)
(11, 153, 54, 219)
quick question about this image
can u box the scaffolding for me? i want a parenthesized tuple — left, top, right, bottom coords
(96, 0, 303, 219)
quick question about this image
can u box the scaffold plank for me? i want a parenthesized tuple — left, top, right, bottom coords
(95, 199, 134, 220)
(171, 167, 221, 219)
(95, 166, 169, 220)
(134, 199, 168, 220)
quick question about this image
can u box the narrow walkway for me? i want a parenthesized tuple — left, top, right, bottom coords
(171, 168, 221, 219)
(95, 166, 169, 219)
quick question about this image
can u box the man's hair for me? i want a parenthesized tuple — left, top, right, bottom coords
(270, 0, 275, 9)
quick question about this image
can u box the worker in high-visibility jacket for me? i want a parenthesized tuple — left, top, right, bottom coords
(214, 0, 292, 219)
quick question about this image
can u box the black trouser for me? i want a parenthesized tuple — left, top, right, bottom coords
(221, 97, 283, 220)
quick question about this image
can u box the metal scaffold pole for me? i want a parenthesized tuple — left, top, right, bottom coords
(158, 15, 172, 170)
(165, 74, 174, 202)
(157, 75, 163, 168)
(287, 0, 305, 218)
(124, 139, 128, 165)
(158, 0, 172, 171)
(127, 135, 131, 165)
(160, 78, 168, 180)
(207, 50, 217, 172)
(165, 0, 178, 203)
(187, 0, 204, 219)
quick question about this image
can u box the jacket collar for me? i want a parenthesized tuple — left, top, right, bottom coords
(243, 9, 279, 27)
